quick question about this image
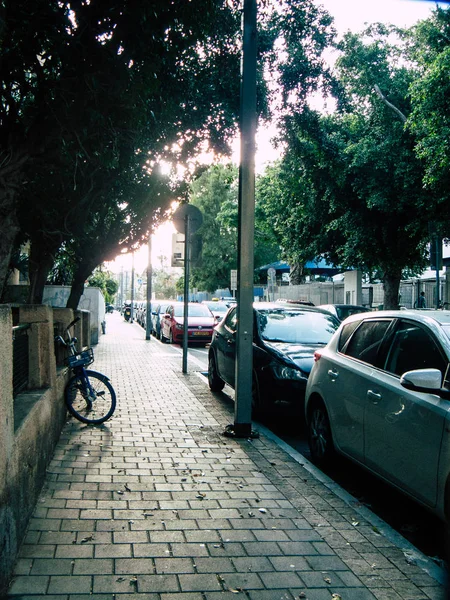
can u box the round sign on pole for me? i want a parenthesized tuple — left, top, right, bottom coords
(173, 204, 203, 234)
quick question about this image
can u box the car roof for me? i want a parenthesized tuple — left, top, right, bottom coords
(252, 302, 333, 315)
(341, 309, 450, 327)
(321, 304, 368, 309)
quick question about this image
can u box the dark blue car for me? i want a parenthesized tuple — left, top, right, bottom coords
(207, 302, 339, 416)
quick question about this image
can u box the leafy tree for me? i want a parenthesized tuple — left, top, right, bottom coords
(153, 268, 179, 300)
(189, 164, 279, 293)
(0, 0, 243, 301)
(88, 270, 119, 305)
(265, 24, 441, 308)
(407, 9, 450, 200)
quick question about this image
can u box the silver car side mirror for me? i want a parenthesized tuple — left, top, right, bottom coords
(399, 368, 450, 399)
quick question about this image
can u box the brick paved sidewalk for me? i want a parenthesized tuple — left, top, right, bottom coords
(6, 312, 449, 599)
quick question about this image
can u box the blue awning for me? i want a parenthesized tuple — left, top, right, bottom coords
(256, 258, 340, 275)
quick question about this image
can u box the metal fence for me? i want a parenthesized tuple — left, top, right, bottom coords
(12, 324, 30, 398)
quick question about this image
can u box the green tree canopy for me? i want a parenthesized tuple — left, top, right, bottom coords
(0, 0, 244, 302)
(189, 164, 279, 293)
(407, 8, 450, 199)
(263, 23, 441, 307)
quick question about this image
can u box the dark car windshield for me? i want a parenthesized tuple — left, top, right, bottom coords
(203, 302, 228, 313)
(173, 304, 212, 318)
(257, 309, 338, 344)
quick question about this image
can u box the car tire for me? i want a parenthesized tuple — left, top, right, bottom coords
(307, 399, 335, 466)
(160, 328, 167, 343)
(208, 353, 225, 392)
(169, 329, 174, 344)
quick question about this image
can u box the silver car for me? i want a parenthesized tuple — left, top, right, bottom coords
(305, 310, 450, 522)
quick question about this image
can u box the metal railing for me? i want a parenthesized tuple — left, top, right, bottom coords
(12, 324, 30, 398)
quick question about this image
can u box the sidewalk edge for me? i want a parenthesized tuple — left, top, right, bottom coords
(259, 423, 448, 588)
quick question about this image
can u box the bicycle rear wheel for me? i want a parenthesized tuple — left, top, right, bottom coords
(65, 369, 116, 424)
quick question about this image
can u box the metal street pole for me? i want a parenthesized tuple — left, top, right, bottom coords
(435, 236, 440, 309)
(227, 0, 258, 438)
(182, 216, 191, 374)
(130, 252, 135, 323)
(145, 235, 153, 340)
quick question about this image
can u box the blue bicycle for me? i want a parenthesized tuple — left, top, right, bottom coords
(55, 317, 116, 424)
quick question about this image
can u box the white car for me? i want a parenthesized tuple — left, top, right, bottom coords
(201, 300, 229, 323)
(305, 310, 450, 522)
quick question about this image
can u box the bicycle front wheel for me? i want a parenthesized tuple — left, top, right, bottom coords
(65, 369, 116, 424)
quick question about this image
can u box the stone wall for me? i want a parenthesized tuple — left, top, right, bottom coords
(0, 304, 88, 595)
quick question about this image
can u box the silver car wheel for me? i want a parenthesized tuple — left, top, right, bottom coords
(308, 402, 334, 465)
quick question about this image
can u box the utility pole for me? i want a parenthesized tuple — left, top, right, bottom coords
(225, 0, 258, 439)
(145, 235, 153, 340)
(130, 252, 135, 323)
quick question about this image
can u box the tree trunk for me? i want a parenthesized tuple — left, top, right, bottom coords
(0, 148, 30, 300)
(66, 260, 97, 310)
(27, 238, 61, 304)
(383, 268, 402, 310)
(0, 181, 23, 300)
(0, 207, 20, 302)
(289, 262, 305, 285)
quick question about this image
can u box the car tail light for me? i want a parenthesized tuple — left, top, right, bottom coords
(313, 351, 322, 362)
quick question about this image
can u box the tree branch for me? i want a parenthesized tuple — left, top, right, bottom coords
(374, 84, 407, 123)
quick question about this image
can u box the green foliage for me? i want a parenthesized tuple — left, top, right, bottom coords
(265, 21, 443, 306)
(153, 269, 179, 300)
(407, 9, 450, 198)
(189, 164, 238, 292)
(189, 164, 279, 292)
(88, 269, 119, 304)
(0, 0, 245, 302)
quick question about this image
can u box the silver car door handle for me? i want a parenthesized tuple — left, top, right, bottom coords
(327, 369, 339, 379)
(367, 390, 382, 403)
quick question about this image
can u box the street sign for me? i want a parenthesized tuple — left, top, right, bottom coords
(171, 233, 185, 267)
(230, 269, 237, 291)
(172, 204, 203, 234)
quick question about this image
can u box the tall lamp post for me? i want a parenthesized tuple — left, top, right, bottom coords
(225, 0, 258, 439)
(145, 234, 153, 340)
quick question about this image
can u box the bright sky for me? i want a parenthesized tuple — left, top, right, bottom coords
(109, 0, 441, 275)
(316, 0, 439, 32)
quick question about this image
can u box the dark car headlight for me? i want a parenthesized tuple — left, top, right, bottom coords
(271, 364, 308, 382)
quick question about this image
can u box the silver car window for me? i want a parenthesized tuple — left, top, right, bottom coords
(384, 322, 447, 376)
(342, 320, 392, 366)
(224, 307, 238, 332)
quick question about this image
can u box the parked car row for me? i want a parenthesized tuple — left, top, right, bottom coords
(134, 301, 219, 345)
(206, 302, 450, 525)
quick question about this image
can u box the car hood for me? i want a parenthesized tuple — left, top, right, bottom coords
(264, 341, 324, 374)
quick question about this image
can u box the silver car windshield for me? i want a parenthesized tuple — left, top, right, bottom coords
(257, 309, 338, 344)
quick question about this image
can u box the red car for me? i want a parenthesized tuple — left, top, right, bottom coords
(160, 302, 216, 345)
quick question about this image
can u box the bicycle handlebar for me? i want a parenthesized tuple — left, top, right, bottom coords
(66, 317, 81, 331)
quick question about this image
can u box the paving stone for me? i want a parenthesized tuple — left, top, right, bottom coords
(94, 544, 132, 558)
(30, 558, 73, 576)
(72, 559, 114, 575)
(19, 544, 56, 559)
(259, 571, 304, 589)
(47, 575, 92, 594)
